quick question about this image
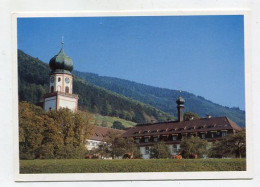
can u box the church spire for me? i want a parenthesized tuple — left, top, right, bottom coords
(61, 36, 64, 48)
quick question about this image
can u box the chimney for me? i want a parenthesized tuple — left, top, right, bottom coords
(176, 96, 185, 122)
(206, 114, 212, 119)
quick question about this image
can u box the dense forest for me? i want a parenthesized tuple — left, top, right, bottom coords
(18, 50, 174, 124)
(74, 71, 245, 127)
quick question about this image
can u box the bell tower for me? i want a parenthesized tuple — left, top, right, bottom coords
(176, 96, 185, 122)
(43, 39, 78, 112)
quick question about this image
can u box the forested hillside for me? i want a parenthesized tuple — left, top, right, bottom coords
(18, 50, 174, 124)
(74, 70, 245, 127)
(18, 49, 245, 127)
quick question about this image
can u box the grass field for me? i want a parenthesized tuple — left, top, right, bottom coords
(20, 159, 246, 173)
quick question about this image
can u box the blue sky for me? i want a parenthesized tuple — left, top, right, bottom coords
(17, 15, 245, 110)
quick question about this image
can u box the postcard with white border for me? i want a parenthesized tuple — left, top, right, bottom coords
(13, 10, 253, 181)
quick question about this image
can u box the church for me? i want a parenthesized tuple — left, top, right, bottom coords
(42, 44, 243, 159)
(42, 45, 79, 112)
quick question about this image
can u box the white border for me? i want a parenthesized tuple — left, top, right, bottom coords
(12, 10, 253, 181)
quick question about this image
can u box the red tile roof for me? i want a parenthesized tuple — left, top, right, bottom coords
(88, 125, 125, 141)
(123, 117, 242, 138)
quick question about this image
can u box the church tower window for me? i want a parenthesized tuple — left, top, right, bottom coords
(65, 86, 69, 93)
(51, 86, 54, 93)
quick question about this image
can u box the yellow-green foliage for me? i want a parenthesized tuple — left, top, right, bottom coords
(20, 159, 246, 173)
(19, 102, 93, 159)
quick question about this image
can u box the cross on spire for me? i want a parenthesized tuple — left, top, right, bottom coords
(61, 36, 64, 47)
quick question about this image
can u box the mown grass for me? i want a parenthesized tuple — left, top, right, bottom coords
(20, 159, 246, 173)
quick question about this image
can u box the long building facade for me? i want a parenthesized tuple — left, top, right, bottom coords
(122, 97, 242, 159)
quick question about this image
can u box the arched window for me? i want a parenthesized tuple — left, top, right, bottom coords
(51, 86, 54, 93)
(58, 77, 61, 82)
(65, 86, 69, 93)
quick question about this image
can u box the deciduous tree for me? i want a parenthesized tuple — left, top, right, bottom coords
(111, 121, 124, 130)
(209, 130, 246, 158)
(150, 142, 171, 159)
(180, 136, 208, 158)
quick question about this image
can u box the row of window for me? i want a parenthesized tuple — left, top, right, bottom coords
(87, 141, 100, 146)
(135, 131, 227, 143)
(50, 86, 70, 93)
(134, 125, 229, 134)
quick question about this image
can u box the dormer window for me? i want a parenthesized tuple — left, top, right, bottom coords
(172, 135, 177, 141)
(143, 130, 148, 134)
(134, 132, 139, 134)
(151, 130, 157, 133)
(160, 129, 166, 133)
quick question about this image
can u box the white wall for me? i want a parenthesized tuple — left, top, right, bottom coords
(85, 139, 103, 150)
(44, 96, 56, 111)
(140, 146, 150, 159)
(168, 144, 181, 155)
(59, 95, 77, 111)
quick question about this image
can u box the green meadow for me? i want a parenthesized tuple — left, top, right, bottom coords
(20, 159, 246, 173)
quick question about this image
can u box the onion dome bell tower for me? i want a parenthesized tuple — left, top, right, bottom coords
(176, 96, 185, 122)
(43, 39, 78, 112)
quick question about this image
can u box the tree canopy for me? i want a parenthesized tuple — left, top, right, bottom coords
(150, 142, 172, 159)
(19, 101, 93, 159)
(111, 121, 125, 130)
(93, 134, 142, 159)
(209, 130, 246, 158)
(179, 136, 208, 158)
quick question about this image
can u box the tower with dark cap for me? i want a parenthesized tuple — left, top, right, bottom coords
(176, 96, 185, 122)
(43, 39, 78, 112)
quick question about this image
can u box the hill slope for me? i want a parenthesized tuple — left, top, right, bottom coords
(73, 71, 245, 127)
(18, 50, 174, 124)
